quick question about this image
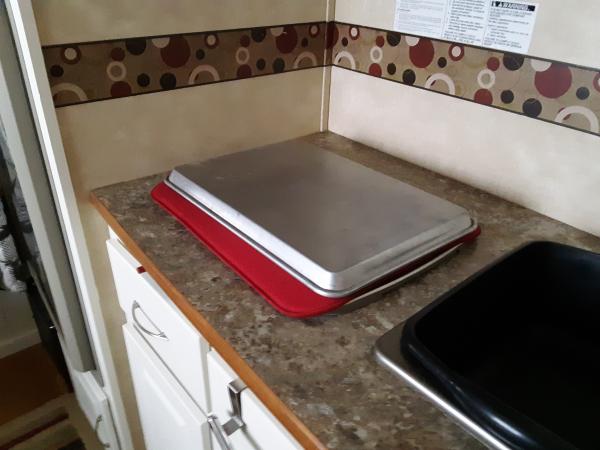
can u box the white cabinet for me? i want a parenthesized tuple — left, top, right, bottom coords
(107, 233, 301, 450)
(107, 238, 210, 412)
(123, 323, 211, 450)
(207, 351, 301, 450)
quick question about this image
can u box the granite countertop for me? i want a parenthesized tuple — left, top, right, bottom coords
(92, 132, 600, 450)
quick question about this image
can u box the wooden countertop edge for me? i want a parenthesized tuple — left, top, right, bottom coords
(90, 192, 325, 450)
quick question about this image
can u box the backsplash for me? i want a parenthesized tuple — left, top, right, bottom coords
(42, 20, 600, 137)
(42, 22, 329, 107)
(331, 23, 600, 137)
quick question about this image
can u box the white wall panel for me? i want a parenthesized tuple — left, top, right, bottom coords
(329, 67, 600, 236)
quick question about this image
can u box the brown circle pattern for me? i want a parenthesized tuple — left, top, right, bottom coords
(43, 22, 326, 108)
(332, 23, 600, 136)
(49, 65, 63, 77)
(40, 21, 600, 137)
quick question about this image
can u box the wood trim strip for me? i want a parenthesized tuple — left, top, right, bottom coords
(90, 192, 325, 450)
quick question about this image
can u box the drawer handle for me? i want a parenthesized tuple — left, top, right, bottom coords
(207, 379, 247, 450)
(94, 415, 111, 448)
(207, 415, 231, 450)
(131, 301, 168, 340)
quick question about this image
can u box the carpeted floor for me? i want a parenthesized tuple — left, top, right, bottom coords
(0, 414, 82, 450)
(0, 345, 102, 450)
(0, 397, 96, 450)
(0, 344, 68, 426)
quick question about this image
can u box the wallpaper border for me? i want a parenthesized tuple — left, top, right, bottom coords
(43, 21, 331, 108)
(330, 22, 600, 138)
(334, 64, 600, 139)
(42, 20, 600, 138)
(333, 21, 600, 73)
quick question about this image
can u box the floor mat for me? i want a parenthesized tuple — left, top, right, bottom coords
(0, 398, 89, 450)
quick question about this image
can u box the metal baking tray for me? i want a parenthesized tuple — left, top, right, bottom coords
(166, 141, 475, 297)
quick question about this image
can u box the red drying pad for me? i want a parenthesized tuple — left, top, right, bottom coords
(151, 182, 480, 318)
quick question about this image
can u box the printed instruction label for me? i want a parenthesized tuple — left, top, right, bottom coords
(394, 0, 538, 52)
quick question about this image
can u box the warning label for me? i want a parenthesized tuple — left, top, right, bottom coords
(394, 0, 539, 52)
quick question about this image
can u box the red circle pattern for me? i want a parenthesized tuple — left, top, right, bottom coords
(326, 23, 339, 49)
(44, 20, 600, 137)
(237, 65, 252, 78)
(276, 26, 298, 54)
(160, 36, 190, 68)
(474, 88, 493, 105)
(240, 35, 251, 47)
(369, 63, 382, 77)
(594, 73, 600, 93)
(204, 34, 219, 49)
(448, 44, 464, 61)
(110, 81, 131, 97)
(409, 39, 435, 68)
(534, 63, 572, 99)
(349, 26, 360, 40)
(486, 57, 500, 71)
(110, 48, 125, 61)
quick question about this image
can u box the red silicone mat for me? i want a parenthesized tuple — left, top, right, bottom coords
(151, 182, 480, 318)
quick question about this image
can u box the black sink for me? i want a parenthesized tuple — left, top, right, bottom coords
(376, 241, 600, 450)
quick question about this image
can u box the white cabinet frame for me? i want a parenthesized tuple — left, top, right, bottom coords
(5, 1, 133, 448)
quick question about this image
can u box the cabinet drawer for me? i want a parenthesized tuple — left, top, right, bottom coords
(207, 350, 300, 450)
(123, 323, 210, 450)
(107, 238, 210, 412)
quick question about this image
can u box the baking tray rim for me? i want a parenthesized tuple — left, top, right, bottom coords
(164, 178, 479, 298)
(168, 152, 474, 294)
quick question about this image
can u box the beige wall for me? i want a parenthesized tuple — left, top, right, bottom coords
(329, 67, 600, 236)
(34, 0, 328, 45)
(330, 0, 600, 237)
(34, 3, 600, 449)
(334, 0, 600, 68)
(33, 1, 329, 448)
(59, 68, 324, 449)
(58, 69, 323, 448)
(59, 69, 325, 191)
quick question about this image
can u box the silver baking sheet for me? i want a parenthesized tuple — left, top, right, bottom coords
(167, 141, 474, 296)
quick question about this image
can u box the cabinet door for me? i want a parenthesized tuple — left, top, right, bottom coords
(107, 237, 210, 412)
(207, 351, 300, 450)
(123, 323, 210, 450)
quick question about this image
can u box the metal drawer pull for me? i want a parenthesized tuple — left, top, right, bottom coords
(94, 415, 111, 448)
(208, 379, 247, 450)
(131, 301, 168, 340)
(207, 415, 230, 450)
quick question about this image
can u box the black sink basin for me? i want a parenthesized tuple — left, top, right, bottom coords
(376, 241, 600, 450)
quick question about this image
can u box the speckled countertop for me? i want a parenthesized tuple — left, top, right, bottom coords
(93, 132, 600, 450)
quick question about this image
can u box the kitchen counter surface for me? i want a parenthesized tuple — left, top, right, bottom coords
(92, 132, 600, 450)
